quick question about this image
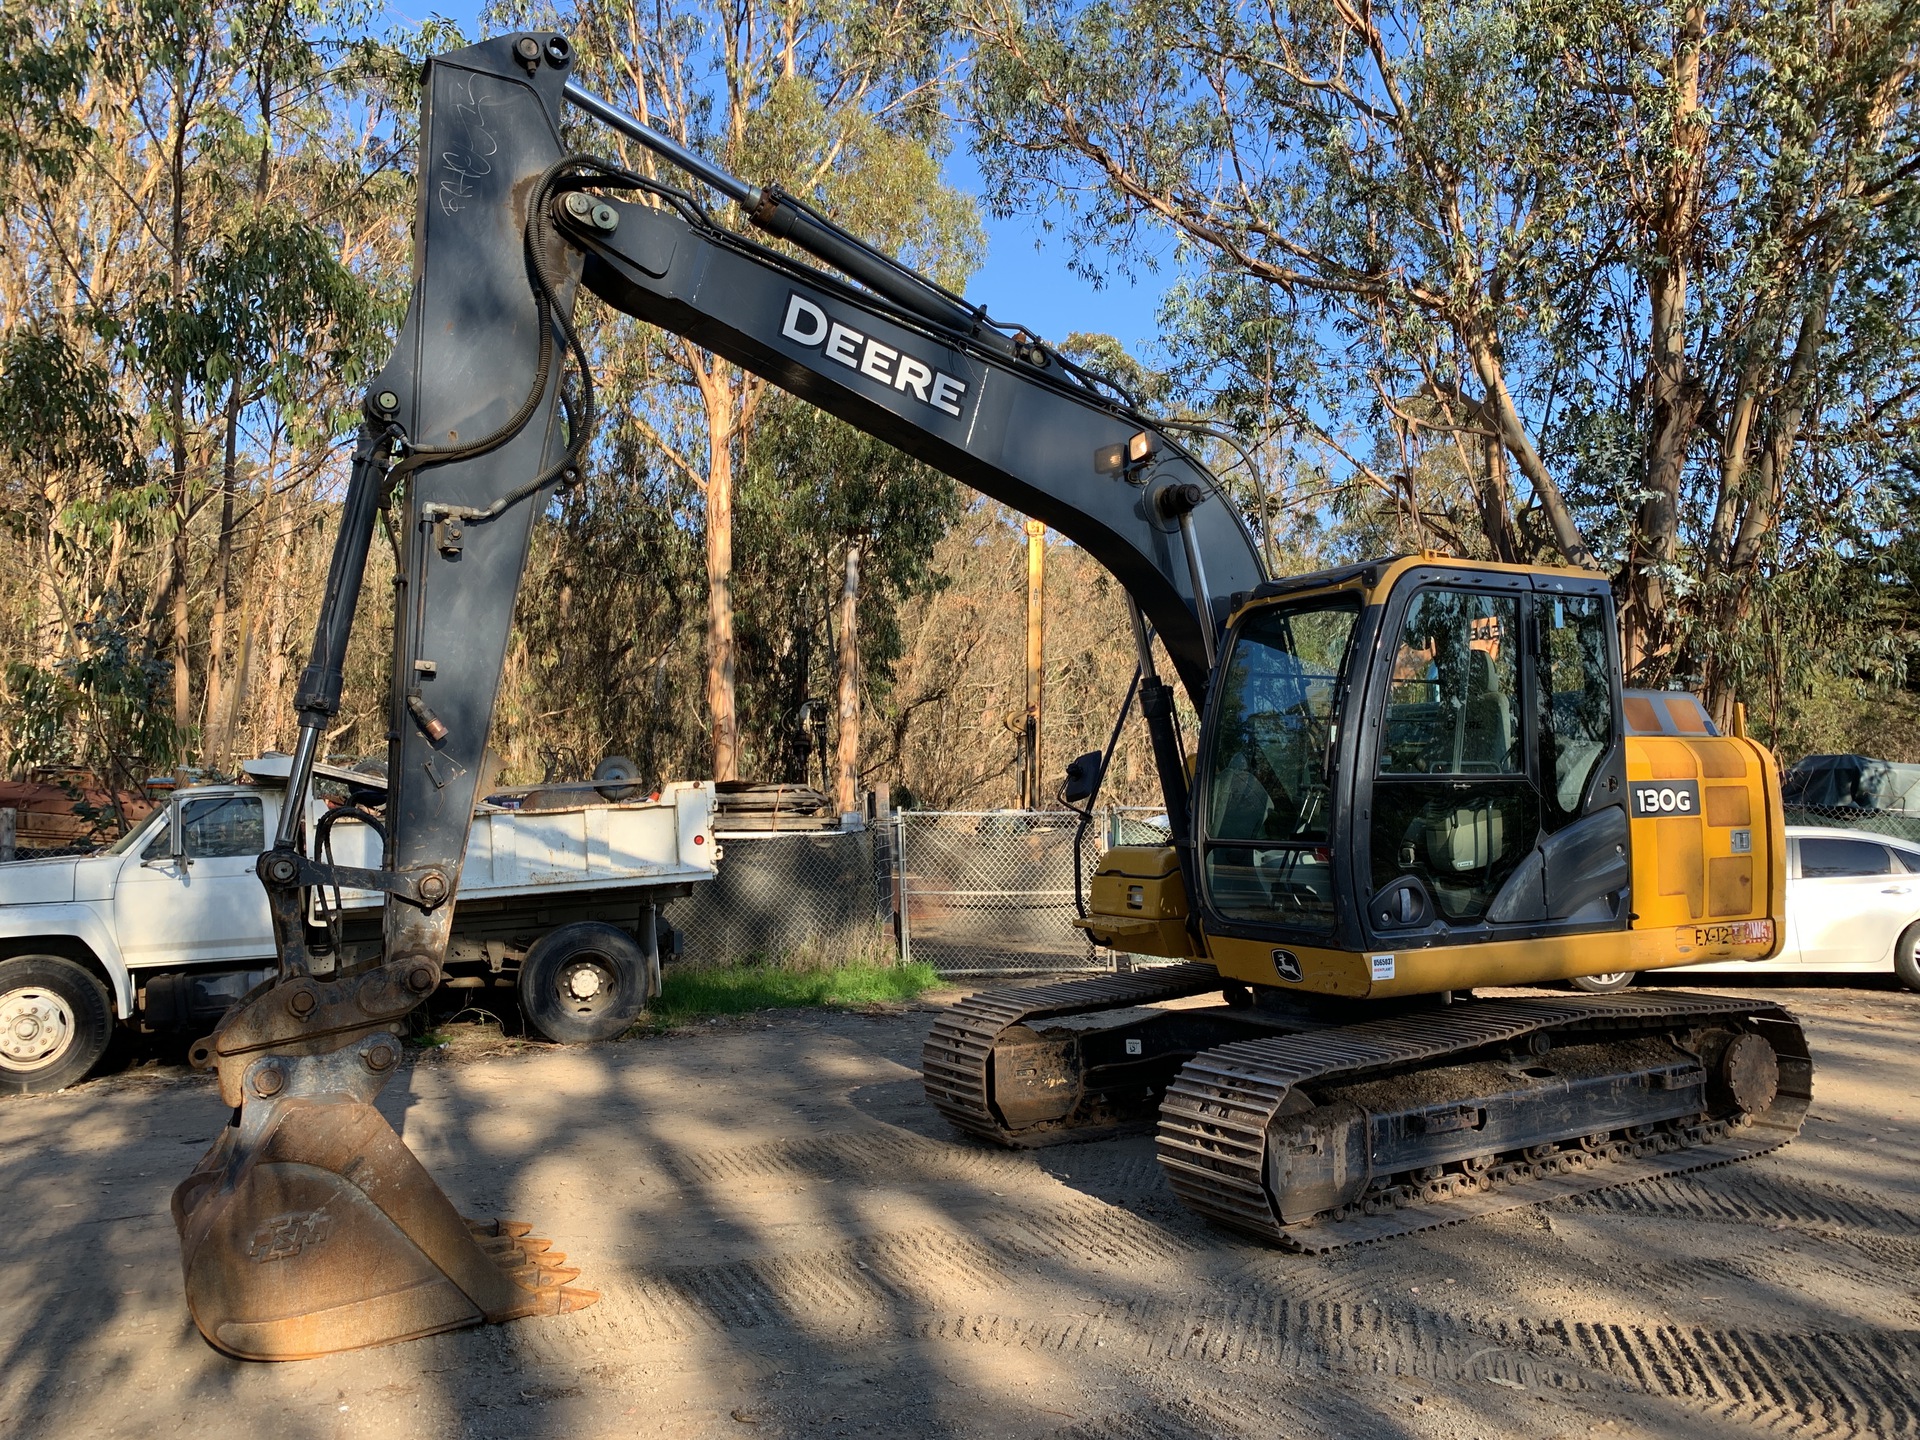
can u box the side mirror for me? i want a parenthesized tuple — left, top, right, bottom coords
(1061, 751, 1104, 805)
(139, 808, 188, 867)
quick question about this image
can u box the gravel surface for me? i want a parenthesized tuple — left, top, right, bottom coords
(1, 978, 1917, 1439)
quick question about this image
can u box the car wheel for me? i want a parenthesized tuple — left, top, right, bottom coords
(516, 922, 651, 1044)
(1895, 922, 1920, 993)
(0, 955, 113, 1096)
(1570, 971, 1635, 994)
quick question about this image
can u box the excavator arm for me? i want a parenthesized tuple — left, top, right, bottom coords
(172, 32, 1261, 1360)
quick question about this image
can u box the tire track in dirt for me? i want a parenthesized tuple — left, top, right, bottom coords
(660, 1127, 1173, 1200)
(987, 1202, 1194, 1266)
(665, 1131, 1007, 1185)
(581, 1165, 1920, 1436)
(613, 1225, 1013, 1340)
(1564, 1171, 1920, 1235)
(597, 1197, 1188, 1343)
(892, 1290, 1920, 1437)
(1048, 1387, 1382, 1440)
(1523, 1320, 1920, 1436)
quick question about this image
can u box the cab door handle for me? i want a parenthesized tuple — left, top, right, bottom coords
(1882, 886, 1911, 895)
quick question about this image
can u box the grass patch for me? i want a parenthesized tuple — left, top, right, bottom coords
(648, 958, 941, 1028)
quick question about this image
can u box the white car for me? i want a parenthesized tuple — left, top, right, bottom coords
(1573, 826, 1920, 993)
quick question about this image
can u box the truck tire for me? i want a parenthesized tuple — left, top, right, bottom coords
(1896, 922, 1920, 993)
(0, 955, 113, 1096)
(592, 755, 641, 801)
(1570, 970, 1635, 994)
(517, 922, 651, 1044)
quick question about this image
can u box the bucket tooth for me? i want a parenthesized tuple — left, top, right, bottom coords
(174, 1095, 596, 1360)
(465, 1217, 534, 1239)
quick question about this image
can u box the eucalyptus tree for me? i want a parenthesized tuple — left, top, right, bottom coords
(964, 0, 1920, 722)
(494, 0, 980, 780)
(736, 396, 961, 794)
(2, 0, 413, 780)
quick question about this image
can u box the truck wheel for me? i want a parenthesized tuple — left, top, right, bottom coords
(0, 955, 113, 1096)
(1570, 971, 1635, 994)
(592, 755, 641, 802)
(1895, 922, 1920, 993)
(517, 922, 650, 1044)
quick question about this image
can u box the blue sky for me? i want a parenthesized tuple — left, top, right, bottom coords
(388, 6, 1172, 359)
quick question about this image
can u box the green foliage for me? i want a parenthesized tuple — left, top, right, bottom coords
(0, 8, 94, 187)
(963, 0, 1920, 738)
(736, 399, 961, 779)
(129, 208, 383, 415)
(0, 329, 143, 491)
(646, 956, 940, 1027)
(4, 605, 186, 796)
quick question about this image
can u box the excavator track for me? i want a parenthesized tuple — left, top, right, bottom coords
(922, 963, 1222, 1146)
(1156, 991, 1812, 1252)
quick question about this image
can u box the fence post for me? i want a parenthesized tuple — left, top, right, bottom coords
(0, 808, 13, 862)
(893, 810, 911, 964)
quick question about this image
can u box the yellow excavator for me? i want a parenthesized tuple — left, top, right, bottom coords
(170, 33, 1808, 1359)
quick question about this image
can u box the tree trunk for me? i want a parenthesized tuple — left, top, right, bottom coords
(1698, 268, 1837, 726)
(1623, 0, 1707, 682)
(704, 398, 739, 780)
(169, 383, 192, 779)
(1461, 328, 1595, 571)
(1022, 518, 1046, 808)
(834, 543, 860, 815)
(204, 377, 242, 767)
(166, 64, 195, 781)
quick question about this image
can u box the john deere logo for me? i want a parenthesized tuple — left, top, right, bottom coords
(248, 1210, 333, 1263)
(1271, 948, 1303, 983)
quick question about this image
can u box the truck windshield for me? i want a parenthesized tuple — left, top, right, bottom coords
(103, 812, 164, 856)
(1201, 595, 1360, 930)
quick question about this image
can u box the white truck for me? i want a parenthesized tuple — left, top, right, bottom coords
(0, 754, 717, 1093)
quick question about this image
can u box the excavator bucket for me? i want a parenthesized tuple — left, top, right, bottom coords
(172, 1093, 596, 1361)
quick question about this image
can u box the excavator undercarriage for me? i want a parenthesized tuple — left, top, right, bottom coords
(927, 971, 1809, 1251)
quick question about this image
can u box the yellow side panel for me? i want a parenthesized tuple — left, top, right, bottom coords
(1626, 729, 1786, 962)
(1704, 785, 1751, 827)
(1653, 815, 1704, 918)
(1074, 846, 1197, 957)
(1708, 855, 1753, 914)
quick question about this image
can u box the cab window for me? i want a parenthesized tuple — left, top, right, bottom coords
(180, 796, 265, 858)
(140, 816, 175, 861)
(1202, 597, 1358, 930)
(1372, 587, 1535, 922)
(1535, 593, 1614, 822)
(1379, 589, 1521, 775)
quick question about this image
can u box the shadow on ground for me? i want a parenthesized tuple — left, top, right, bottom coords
(0, 982, 1916, 1438)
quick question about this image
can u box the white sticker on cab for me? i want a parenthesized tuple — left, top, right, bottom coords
(1370, 953, 1395, 982)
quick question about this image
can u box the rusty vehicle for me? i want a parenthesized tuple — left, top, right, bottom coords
(0, 768, 155, 853)
(166, 33, 1809, 1361)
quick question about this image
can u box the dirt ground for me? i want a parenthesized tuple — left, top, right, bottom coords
(2, 977, 1918, 1440)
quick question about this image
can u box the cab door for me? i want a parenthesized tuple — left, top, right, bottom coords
(112, 792, 275, 969)
(1192, 591, 1364, 942)
(1357, 567, 1628, 944)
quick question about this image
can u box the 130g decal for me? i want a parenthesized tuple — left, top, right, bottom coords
(1629, 779, 1700, 818)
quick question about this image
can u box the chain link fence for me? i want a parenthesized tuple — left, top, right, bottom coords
(643, 806, 1184, 978)
(1784, 804, 1920, 845)
(662, 827, 890, 967)
(893, 807, 1177, 975)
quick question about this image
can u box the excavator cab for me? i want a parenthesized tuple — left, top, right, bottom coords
(1203, 561, 1630, 962)
(1081, 556, 1784, 1001)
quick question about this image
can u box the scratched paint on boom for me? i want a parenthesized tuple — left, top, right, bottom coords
(780, 294, 971, 418)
